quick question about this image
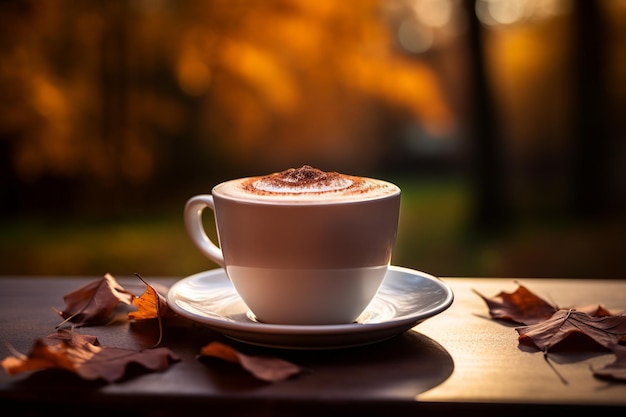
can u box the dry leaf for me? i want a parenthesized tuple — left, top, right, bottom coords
(57, 273, 136, 327)
(199, 341, 303, 382)
(473, 283, 557, 325)
(572, 304, 617, 317)
(476, 282, 626, 384)
(592, 344, 626, 381)
(127, 275, 177, 347)
(1, 329, 180, 382)
(128, 276, 174, 320)
(516, 309, 626, 352)
(473, 283, 619, 326)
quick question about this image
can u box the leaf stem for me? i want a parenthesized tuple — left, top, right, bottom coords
(544, 348, 568, 385)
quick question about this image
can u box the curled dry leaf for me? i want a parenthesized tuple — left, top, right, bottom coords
(516, 310, 626, 352)
(57, 273, 136, 327)
(474, 283, 621, 326)
(476, 281, 626, 384)
(572, 304, 616, 317)
(1, 329, 180, 382)
(199, 341, 303, 382)
(128, 276, 174, 320)
(473, 283, 557, 325)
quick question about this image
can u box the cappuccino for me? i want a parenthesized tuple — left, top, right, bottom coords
(184, 165, 401, 324)
(215, 165, 400, 203)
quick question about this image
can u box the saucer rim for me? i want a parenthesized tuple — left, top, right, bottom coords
(166, 265, 454, 337)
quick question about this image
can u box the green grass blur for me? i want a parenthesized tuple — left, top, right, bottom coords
(1, 176, 624, 279)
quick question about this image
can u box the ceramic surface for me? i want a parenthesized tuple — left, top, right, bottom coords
(166, 265, 454, 349)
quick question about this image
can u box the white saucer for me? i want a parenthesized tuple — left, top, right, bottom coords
(166, 265, 454, 349)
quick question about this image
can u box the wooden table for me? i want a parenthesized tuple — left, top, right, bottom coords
(1, 275, 625, 416)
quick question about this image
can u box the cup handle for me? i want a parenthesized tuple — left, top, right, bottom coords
(184, 195, 225, 267)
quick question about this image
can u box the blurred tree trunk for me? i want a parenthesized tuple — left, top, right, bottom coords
(101, 0, 128, 165)
(570, 0, 611, 217)
(464, 1, 509, 233)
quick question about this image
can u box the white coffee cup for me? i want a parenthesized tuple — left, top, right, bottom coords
(184, 166, 401, 325)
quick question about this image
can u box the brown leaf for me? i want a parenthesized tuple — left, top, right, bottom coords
(1, 329, 180, 382)
(199, 341, 303, 382)
(473, 283, 557, 325)
(592, 344, 626, 381)
(572, 304, 618, 317)
(516, 309, 626, 352)
(57, 273, 136, 327)
(128, 277, 173, 320)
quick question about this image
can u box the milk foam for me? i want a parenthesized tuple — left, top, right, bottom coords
(215, 165, 400, 203)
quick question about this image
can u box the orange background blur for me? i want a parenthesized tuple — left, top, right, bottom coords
(1, 0, 625, 279)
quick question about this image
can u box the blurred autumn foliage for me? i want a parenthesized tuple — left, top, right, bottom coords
(0, 0, 456, 215)
(1, 0, 626, 277)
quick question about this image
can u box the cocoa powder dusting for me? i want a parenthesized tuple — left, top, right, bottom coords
(269, 166, 337, 187)
(238, 165, 388, 197)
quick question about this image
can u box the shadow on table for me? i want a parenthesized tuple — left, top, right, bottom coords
(2, 325, 454, 416)
(221, 329, 455, 399)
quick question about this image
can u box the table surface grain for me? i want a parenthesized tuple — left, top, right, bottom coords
(1, 274, 625, 416)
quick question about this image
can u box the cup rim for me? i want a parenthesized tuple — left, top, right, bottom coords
(211, 177, 401, 206)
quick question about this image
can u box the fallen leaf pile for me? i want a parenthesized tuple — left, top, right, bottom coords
(1, 273, 304, 383)
(475, 282, 626, 382)
(2, 329, 179, 382)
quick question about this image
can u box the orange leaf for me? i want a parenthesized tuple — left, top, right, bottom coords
(1, 329, 180, 382)
(473, 283, 557, 325)
(128, 279, 173, 320)
(58, 273, 136, 327)
(199, 341, 303, 382)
